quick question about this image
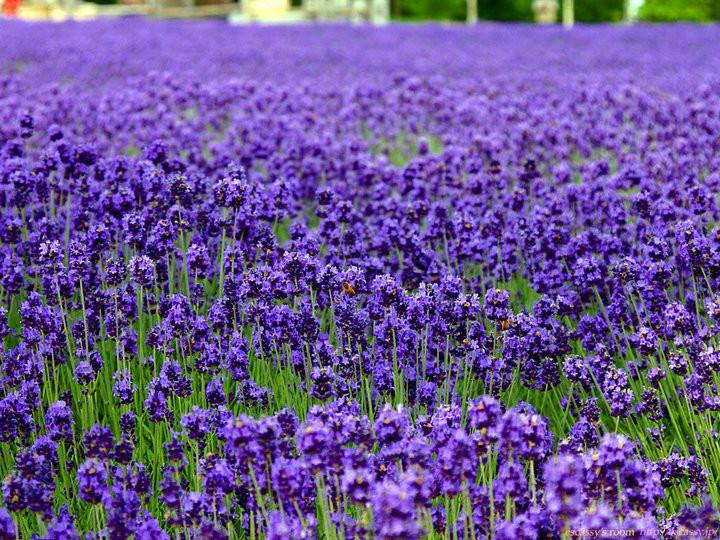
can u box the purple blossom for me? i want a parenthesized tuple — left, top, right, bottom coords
(77, 458, 108, 504)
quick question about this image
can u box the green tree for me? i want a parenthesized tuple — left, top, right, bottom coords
(395, 0, 466, 20)
(392, 0, 720, 23)
(573, 0, 624, 22)
(477, 0, 623, 23)
(639, 0, 717, 21)
(477, 0, 533, 21)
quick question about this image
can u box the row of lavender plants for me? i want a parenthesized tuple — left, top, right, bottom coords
(1, 19, 720, 539)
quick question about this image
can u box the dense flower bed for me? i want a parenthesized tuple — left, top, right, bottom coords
(1, 19, 720, 539)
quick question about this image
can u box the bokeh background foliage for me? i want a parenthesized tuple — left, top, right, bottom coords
(639, 0, 720, 21)
(388, 0, 720, 22)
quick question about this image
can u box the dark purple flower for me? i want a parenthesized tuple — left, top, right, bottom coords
(77, 458, 108, 504)
(45, 505, 80, 540)
(129, 255, 155, 287)
(45, 400, 74, 442)
(0, 507, 15, 539)
(372, 476, 422, 540)
(484, 288, 512, 324)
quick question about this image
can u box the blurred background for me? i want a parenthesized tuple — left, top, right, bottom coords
(2, 0, 719, 25)
(394, 0, 719, 23)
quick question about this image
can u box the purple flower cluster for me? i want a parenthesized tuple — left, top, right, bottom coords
(0, 18, 719, 539)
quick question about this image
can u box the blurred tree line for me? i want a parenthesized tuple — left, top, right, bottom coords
(389, 0, 720, 21)
(639, 0, 720, 21)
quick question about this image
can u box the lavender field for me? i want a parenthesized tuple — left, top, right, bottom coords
(1, 19, 720, 539)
